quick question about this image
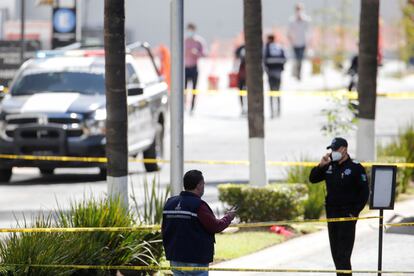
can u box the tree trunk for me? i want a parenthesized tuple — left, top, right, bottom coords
(244, 0, 267, 186)
(356, 0, 379, 161)
(104, 0, 128, 206)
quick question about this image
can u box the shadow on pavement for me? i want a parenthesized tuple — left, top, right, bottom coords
(4, 173, 106, 186)
(2, 169, 154, 186)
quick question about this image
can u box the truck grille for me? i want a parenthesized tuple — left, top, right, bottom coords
(7, 117, 38, 124)
(5, 115, 83, 138)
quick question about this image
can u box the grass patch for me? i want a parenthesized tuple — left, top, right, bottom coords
(214, 231, 285, 262)
(290, 224, 321, 234)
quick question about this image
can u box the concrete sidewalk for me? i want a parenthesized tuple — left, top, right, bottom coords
(211, 198, 414, 276)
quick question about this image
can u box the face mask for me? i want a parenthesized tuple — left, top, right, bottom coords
(187, 31, 195, 37)
(331, 151, 342, 162)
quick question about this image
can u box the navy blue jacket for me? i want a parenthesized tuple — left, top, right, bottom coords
(309, 157, 370, 214)
(162, 191, 215, 264)
(264, 42, 286, 72)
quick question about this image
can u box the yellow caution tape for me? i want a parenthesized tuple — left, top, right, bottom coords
(0, 154, 107, 163)
(3, 216, 413, 234)
(232, 216, 380, 228)
(1, 263, 414, 274)
(0, 216, 381, 233)
(185, 88, 414, 99)
(386, 222, 414, 227)
(1, 154, 414, 168)
(361, 161, 414, 168)
(0, 225, 161, 233)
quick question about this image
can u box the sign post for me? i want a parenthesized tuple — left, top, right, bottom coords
(52, 1, 77, 49)
(170, 0, 184, 196)
(369, 165, 397, 276)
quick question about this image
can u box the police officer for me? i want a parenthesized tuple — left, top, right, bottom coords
(162, 170, 236, 275)
(309, 137, 369, 276)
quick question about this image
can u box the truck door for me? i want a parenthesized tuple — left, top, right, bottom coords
(126, 63, 153, 154)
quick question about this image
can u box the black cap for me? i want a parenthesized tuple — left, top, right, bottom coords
(327, 137, 348, 150)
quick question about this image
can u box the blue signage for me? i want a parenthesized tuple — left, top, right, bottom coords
(53, 8, 76, 33)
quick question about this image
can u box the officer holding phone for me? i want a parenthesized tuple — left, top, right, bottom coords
(309, 137, 369, 276)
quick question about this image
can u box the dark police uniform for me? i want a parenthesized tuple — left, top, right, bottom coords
(309, 156, 369, 276)
(162, 191, 215, 264)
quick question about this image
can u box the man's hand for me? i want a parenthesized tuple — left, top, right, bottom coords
(319, 153, 331, 167)
(225, 206, 237, 220)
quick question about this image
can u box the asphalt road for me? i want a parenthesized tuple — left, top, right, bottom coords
(1, 60, 414, 228)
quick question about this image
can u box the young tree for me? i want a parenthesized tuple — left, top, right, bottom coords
(356, 0, 380, 161)
(104, 0, 128, 206)
(402, 0, 414, 65)
(243, 0, 267, 186)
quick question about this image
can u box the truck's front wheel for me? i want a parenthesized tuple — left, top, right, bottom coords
(0, 168, 12, 183)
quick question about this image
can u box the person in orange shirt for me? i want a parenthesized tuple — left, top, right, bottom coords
(158, 44, 171, 93)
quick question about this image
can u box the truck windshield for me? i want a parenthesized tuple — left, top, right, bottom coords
(11, 71, 105, 96)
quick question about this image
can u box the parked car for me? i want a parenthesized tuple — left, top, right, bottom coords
(0, 44, 168, 182)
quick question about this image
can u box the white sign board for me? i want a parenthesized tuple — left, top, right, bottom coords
(370, 166, 397, 210)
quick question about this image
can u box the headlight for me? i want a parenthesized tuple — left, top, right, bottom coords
(94, 109, 106, 121)
(84, 108, 106, 135)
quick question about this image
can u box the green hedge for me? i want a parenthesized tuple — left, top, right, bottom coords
(218, 183, 308, 223)
(285, 163, 326, 219)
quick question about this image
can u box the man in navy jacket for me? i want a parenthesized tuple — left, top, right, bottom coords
(162, 170, 236, 275)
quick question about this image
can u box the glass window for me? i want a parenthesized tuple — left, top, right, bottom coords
(126, 63, 139, 84)
(130, 48, 159, 84)
(11, 71, 105, 96)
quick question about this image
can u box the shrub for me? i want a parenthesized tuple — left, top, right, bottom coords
(131, 177, 170, 225)
(286, 160, 326, 219)
(302, 183, 325, 219)
(0, 216, 75, 276)
(377, 123, 414, 193)
(365, 156, 410, 198)
(0, 197, 163, 276)
(218, 183, 307, 223)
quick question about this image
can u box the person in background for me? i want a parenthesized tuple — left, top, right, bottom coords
(158, 44, 171, 92)
(162, 170, 237, 276)
(347, 55, 358, 92)
(264, 34, 286, 118)
(185, 23, 207, 114)
(288, 3, 311, 81)
(235, 44, 247, 115)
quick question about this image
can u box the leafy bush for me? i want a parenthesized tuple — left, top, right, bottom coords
(302, 183, 325, 219)
(0, 197, 163, 276)
(377, 123, 414, 193)
(286, 160, 326, 219)
(0, 216, 75, 276)
(218, 183, 307, 223)
(365, 156, 410, 198)
(131, 177, 170, 225)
